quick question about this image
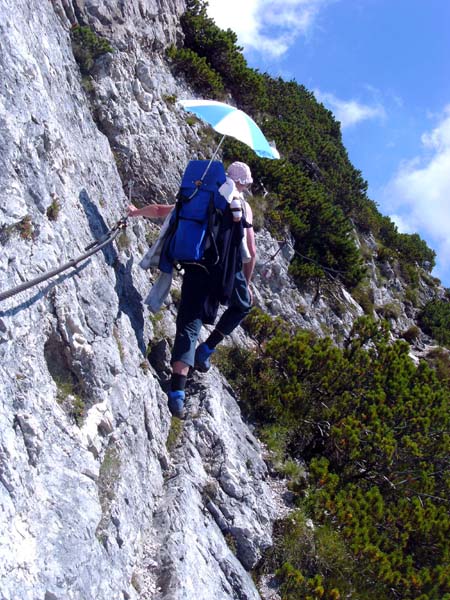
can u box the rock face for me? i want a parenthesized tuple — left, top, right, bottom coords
(136, 372, 275, 599)
(0, 1, 442, 599)
(0, 1, 275, 598)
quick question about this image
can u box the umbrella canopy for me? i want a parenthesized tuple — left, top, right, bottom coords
(178, 99, 280, 160)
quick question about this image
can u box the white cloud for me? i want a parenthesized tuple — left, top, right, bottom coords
(382, 105, 450, 280)
(314, 89, 386, 128)
(421, 112, 450, 150)
(206, 0, 332, 58)
(391, 213, 414, 234)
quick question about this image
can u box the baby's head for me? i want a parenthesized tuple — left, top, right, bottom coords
(227, 162, 253, 190)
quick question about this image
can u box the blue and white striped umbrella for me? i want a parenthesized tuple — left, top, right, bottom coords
(178, 99, 280, 160)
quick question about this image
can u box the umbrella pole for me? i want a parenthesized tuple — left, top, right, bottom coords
(200, 135, 226, 181)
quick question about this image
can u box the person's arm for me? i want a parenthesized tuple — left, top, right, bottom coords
(242, 201, 256, 285)
(127, 203, 174, 219)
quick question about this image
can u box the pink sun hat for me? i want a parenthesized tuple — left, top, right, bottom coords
(226, 161, 253, 185)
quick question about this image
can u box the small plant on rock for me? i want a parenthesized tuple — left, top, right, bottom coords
(166, 417, 184, 452)
(55, 378, 85, 427)
(113, 326, 125, 361)
(0, 224, 14, 245)
(17, 215, 34, 240)
(401, 324, 421, 343)
(186, 116, 198, 126)
(81, 75, 95, 94)
(170, 287, 182, 308)
(351, 282, 375, 315)
(96, 443, 121, 544)
(202, 479, 219, 502)
(116, 231, 131, 252)
(224, 531, 237, 555)
(46, 196, 61, 221)
(163, 94, 177, 105)
(376, 301, 402, 320)
(70, 25, 113, 75)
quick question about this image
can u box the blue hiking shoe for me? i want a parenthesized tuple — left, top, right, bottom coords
(194, 342, 215, 372)
(167, 390, 186, 419)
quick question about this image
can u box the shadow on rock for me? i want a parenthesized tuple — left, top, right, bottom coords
(79, 189, 146, 355)
(0, 263, 90, 318)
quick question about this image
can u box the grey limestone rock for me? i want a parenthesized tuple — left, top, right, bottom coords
(146, 371, 275, 599)
(0, 1, 277, 598)
(253, 229, 364, 341)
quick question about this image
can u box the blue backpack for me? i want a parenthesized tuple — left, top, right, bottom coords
(159, 160, 229, 273)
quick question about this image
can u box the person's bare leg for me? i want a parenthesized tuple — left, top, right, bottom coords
(172, 361, 190, 376)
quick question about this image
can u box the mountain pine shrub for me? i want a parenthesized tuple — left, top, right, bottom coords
(220, 309, 450, 599)
(70, 25, 113, 75)
(419, 299, 450, 347)
(166, 45, 225, 98)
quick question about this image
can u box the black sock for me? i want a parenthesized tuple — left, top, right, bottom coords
(206, 329, 225, 350)
(171, 373, 187, 392)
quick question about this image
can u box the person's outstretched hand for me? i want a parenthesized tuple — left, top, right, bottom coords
(127, 203, 139, 217)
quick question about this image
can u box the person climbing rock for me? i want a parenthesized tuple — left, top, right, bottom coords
(128, 161, 256, 419)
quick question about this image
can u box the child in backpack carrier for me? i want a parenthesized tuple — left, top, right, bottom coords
(127, 160, 256, 419)
(221, 167, 252, 263)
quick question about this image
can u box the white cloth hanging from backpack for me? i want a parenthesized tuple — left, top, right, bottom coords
(218, 176, 237, 203)
(139, 210, 174, 312)
(144, 271, 173, 313)
(139, 210, 174, 270)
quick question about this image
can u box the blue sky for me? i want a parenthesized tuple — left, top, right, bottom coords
(207, 0, 450, 286)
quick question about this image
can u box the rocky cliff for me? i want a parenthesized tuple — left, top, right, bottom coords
(0, 1, 278, 598)
(0, 1, 443, 600)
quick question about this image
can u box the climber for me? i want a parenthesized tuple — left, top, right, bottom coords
(127, 161, 256, 419)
